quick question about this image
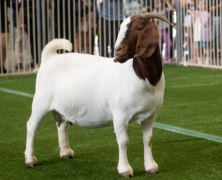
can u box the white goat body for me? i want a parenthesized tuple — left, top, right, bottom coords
(37, 39, 164, 128)
(25, 13, 169, 177)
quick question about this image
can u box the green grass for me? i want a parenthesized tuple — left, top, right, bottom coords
(0, 66, 222, 179)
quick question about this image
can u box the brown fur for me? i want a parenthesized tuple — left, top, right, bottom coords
(133, 45, 162, 86)
(115, 15, 162, 86)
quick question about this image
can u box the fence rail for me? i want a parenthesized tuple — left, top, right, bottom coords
(0, 0, 221, 76)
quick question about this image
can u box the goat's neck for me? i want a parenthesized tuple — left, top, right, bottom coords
(133, 46, 162, 86)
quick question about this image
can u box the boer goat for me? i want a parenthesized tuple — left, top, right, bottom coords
(25, 13, 176, 178)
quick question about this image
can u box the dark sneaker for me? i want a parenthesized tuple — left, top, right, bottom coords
(31, 62, 35, 68)
(28, 62, 35, 68)
(15, 63, 23, 69)
(0, 66, 7, 74)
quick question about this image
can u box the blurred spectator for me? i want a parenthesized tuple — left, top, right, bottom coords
(19, 0, 52, 71)
(76, 1, 96, 54)
(165, 0, 175, 60)
(210, 0, 222, 50)
(143, 0, 155, 12)
(11, 0, 23, 70)
(0, 0, 9, 74)
(181, 0, 196, 62)
(100, 0, 124, 57)
(54, 0, 90, 53)
(193, 0, 210, 65)
(54, 0, 77, 52)
(153, 0, 174, 62)
(124, 0, 143, 17)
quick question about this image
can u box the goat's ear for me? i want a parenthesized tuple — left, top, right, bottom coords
(134, 24, 159, 58)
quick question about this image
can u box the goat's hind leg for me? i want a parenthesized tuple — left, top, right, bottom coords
(141, 114, 158, 175)
(51, 111, 74, 159)
(25, 100, 48, 167)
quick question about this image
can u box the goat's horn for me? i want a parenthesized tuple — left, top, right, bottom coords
(141, 13, 177, 30)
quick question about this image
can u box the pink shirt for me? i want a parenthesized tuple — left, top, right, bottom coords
(199, 11, 210, 42)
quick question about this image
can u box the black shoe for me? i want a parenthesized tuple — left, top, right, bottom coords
(28, 62, 35, 68)
(30, 62, 35, 68)
(15, 63, 23, 69)
(0, 66, 7, 74)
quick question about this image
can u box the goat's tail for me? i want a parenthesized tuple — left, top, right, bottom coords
(41, 39, 72, 62)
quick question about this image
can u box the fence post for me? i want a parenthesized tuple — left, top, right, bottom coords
(41, 0, 46, 47)
(176, 0, 182, 64)
(36, 0, 41, 64)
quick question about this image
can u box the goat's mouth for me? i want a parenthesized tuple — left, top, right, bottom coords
(114, 54, 129, 63)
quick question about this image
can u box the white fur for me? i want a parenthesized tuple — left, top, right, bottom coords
(25, 37, 165, 176)
(115, 17, 131, 49)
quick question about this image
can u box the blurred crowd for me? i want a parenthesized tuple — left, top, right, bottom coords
(0, 0, 221, 74)
(181, 0, 222, 65)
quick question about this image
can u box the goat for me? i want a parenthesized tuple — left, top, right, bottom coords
(25, 13, 176, 178)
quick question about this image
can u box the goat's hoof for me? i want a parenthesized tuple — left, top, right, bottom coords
(146, 169, 159, 175)
(145, 161, 158, 175)
(62, 155, 74, 159)
(25, 156, 37, 168)
(118, 164, 133, 178)
(26, 163, 36, 168)
(59, 148, 74, 159)
(120, 173, 134, 178)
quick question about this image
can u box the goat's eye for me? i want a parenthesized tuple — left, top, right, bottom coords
(137, 27, 142, 30)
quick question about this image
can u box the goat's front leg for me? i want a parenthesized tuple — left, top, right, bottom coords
(57, 122, 74, 159)
(141, 114, 158, 175)
(113, 115, 133, 178)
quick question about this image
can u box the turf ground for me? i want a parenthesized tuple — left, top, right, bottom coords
(0, 65, 222, 180)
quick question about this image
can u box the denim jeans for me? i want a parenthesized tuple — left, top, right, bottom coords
(212, 16, 221, 48)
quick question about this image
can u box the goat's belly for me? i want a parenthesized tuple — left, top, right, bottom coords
(57, 108, 113, 128)
(68, 117, 113, 128)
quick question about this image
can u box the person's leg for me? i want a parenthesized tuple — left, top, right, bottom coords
(0, 33, 8, 64)
(0, 33, 9, 73)
(158, 30, 164, 61)
(204, 42, 211, 65)
(190, 27, 195, 63)
(187, 26, 195, 61)
(163, 30, 172, 61)
(166, 27, 173, 59)
(158, 30, 162, 51)
(15, 28, 24, 69)
(0, 0, 9, 73)
(25, 20, 35, 68)
(195, 42, 201, 65)
(213, 16, 219, 54)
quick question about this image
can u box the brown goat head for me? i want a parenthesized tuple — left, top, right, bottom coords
(114, 13, 176, 63)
